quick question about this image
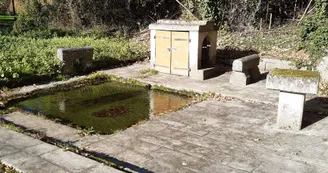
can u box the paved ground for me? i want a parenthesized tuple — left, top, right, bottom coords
(0, 126, 122, 173)
(3, 99, 328, 173)
(100, 63, 280, 105)
(2, 62, 328, 172)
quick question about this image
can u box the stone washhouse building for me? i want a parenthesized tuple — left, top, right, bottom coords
(149, 20, 219, 80)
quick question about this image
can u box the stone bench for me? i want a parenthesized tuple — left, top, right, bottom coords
(229, 54, 261, 85)
(266, 69, 320, 131)
(57, 47, 93, 74)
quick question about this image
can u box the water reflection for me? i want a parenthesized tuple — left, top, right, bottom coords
(18, 82, 190, 134)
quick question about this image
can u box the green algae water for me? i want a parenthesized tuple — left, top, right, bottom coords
(17, 82, 190, 134)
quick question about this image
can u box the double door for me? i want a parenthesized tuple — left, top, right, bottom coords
(155, 31, 189, 76)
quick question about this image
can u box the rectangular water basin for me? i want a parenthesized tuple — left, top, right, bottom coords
(16, 81, 191, 134)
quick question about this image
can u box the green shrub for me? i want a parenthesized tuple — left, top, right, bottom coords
(19, 29, 76, 39)
(13, 0, 52, 34)
(300, 0, 328, 67)
(0, 36, 148, 81)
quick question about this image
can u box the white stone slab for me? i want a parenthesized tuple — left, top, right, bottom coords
(232, 54, 260, 72)
(277, 92, 305, 131)
(316, 56, 328, 83)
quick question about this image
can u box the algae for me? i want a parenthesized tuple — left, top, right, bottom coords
(271, 69, 319, 78)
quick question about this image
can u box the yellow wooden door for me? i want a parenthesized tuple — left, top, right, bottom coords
(171, 32, 189, 76)
(155, 31, 171, 73)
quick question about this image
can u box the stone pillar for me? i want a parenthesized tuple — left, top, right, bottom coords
(277, 92, 305, 130)
(266, 69, 320, 131)
(189, 31, 200, 71)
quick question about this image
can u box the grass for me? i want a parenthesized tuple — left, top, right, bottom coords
(137, 68, 159, 78)
(0, 15, 15, 25)
(0, 15, 15, 21)
(271, 69, 320, 78)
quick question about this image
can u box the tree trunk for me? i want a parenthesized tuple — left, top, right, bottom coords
(11, 0, 15, 15)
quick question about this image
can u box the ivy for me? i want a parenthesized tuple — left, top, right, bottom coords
(300, 0, 328, 67)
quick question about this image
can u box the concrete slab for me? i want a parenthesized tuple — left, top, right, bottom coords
(3, 112, 81, 143)
(277, 92, 305, 130)
(0, 126, 122, 173)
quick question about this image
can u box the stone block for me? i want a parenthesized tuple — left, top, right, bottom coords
(232, 54, 260, 72)
(277, 92, 305, 130)
(316, 56, 328, 83)
(57, 47, 93, 74)
(229, 71, 250, 86)
(266, 69, 320, 95)
(189, 66, 220, 80)
(262, 58, 295, 71)
(230, 54, 261, 85)
(249, 67, 261, 82)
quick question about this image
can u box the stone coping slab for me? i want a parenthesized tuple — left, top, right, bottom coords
(0, 126, 122, 173)
(266, 69, 320, 94)
(232, 54, 260, 72)
(149, 20, 217, 32)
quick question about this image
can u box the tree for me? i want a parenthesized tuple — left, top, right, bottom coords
(11, 0, 16, 15)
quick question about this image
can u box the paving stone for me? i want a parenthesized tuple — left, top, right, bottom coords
(25, 143, 58, 156)
(157, 119, 187, 129)
(104, 133, 136, 148)
(0, 127, 123, 173)
(0, 144, 18, 157)
(0, 126, 17, 141)
(2, 112, 81, 142)
(87, 141, 126, 156)
(41, 149, 96, 172)
(73, 135, 105, 148)
(200, 162, 248, 173)
(175, 143, 212, 158)
(154, 127, 184, 139)
(132, 140, 161, 154)
(137, 121, 168, 132)
(116, 150, 152, 166)
(143, 159, 178, 173)
(82, 164, 123, 173)
(4, 131, 43, 149)
(149, 147, 198, 171)
(228, 158, 260, 172)
(138, 135, 185, 149)
(254, 153, 316, 173)
(178, 124, 215, 136)
(177, 167, 199, 173)
(2, 152, 65, 173)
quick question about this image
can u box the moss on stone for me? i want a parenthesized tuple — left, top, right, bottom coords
(271, 69, 319, 78)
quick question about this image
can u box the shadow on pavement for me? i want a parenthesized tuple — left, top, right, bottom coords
(302, 97, 328, 129)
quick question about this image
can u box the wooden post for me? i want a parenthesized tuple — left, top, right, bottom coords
(266, 2, 270, 22)
(260, 18, 263, 31)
